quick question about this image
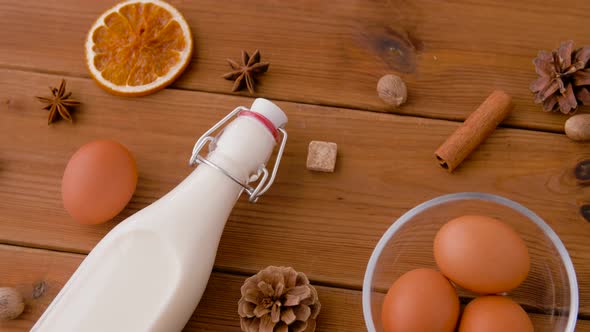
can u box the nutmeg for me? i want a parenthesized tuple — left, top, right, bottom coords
(565, 114, 590, 142)
(0, 287, 25, 321)
(377, 74, 407, 108)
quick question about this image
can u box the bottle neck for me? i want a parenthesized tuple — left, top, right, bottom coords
(206, 116, 277, 186)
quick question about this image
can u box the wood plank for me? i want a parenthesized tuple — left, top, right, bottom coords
(0, 244, 587, 331)
(1, 0, 590, 131)
(1, 69, 590, 314)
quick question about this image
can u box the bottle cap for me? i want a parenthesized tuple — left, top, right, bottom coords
(250, 98, 288, 129)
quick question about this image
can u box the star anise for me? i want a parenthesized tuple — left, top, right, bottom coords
(223, 50, 270, 94)
(36, 79, 80, 124)
(530, 40, 590, 114)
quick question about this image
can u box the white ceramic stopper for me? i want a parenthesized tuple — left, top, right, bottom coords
(250, 98, 288, 129)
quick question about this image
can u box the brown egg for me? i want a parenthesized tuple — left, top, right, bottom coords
(434, 215, 530, 294)
(382, 268, 459, 332)
(62, 140, 137, 224)
(459, 296, 534, 332)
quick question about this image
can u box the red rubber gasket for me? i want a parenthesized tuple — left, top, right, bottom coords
(239, 110, 280, 142)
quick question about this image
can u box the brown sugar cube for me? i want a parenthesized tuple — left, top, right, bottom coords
(307, 141, 337, 172)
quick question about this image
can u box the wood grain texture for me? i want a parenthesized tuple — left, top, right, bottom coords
(1, 69, 590, 316)
(0, 244, 587, 331)
(1, 0, 590, 131)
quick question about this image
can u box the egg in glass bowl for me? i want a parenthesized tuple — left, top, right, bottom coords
(362, 192, 579, 332)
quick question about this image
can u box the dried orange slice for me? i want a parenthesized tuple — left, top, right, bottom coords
(85, 0, 193, 96)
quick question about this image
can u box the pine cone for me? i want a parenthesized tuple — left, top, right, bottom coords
(238, 266, 321, 332)
(530, 40, 590, 114)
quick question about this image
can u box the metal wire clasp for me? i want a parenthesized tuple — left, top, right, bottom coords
(188, 106, 288, 203)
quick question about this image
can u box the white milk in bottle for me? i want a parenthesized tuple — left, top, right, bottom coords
(32, 98, 288, 332)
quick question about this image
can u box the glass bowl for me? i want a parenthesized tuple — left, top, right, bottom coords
(362, 192, 578, 332)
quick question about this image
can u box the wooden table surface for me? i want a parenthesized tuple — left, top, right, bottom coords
(1, 0, 590, 331)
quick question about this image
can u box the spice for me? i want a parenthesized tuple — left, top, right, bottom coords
(530, 40, 590, 114)
(0, 287, 25, 321)
(377, 74, 407, 107)
(223, 50, 270, 94)
(575, 160, 590, 183)
(238, 266, 321, 332)
(36, 79, 80, 124)
(565, 114, 590, 141)
(435, 90, 513, 172)
(32, 281, 47, 299)
(581, 205, 590, 223)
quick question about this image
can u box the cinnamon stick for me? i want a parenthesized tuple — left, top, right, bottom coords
(435, 90, 513, 172)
